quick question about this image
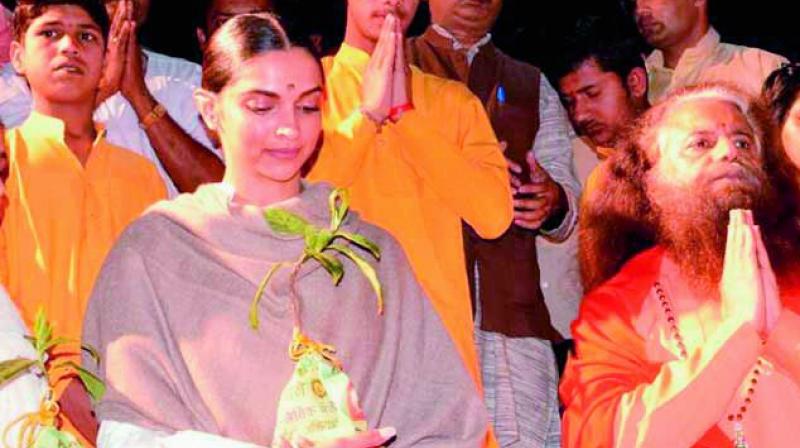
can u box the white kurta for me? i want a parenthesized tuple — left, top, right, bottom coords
(0, 287, 48, 444)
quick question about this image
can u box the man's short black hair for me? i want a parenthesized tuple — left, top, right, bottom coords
(618, 0, 712, 19)
(195, 0, 278, 33)
(553, 18, 646, 88)
(13, 0, 110, 42)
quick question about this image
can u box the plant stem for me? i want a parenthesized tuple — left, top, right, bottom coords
(288, 256, 308, 329)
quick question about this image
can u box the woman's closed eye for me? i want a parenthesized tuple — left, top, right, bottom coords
(244, 99, 276, 114)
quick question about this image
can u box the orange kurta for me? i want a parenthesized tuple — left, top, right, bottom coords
(308, 43, 513, 392)
(0, 111, 166, 346)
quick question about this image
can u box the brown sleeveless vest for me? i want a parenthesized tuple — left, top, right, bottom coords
(407, 28, 561, 340)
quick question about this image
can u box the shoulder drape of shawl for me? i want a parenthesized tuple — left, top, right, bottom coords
(82, 182, 489, 447)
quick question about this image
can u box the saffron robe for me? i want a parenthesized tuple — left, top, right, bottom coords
(561, 247, 800, 447)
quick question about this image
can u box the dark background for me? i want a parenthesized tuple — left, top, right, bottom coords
(4, 0, 797, 80)
(143, 0, 800, 79)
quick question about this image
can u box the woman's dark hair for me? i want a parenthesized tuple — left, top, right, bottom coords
(13, 0, 110, 42)
(202, 12, 313, 93)
(760, 63, 800, 229)
(762, 63, 800, 127)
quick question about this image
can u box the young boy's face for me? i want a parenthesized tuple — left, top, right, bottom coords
(11, 5, 105, 105)
(348, 0, 419, 43)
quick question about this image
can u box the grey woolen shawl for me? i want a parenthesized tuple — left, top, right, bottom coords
(81, 182, 488, 447)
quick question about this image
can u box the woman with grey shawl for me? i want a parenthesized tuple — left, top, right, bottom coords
(80, 13, 489, 448)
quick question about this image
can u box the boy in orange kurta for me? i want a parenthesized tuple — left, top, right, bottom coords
(0, 0, 164, 369)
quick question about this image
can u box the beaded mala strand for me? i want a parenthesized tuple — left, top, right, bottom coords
(653, 282, 759, 448)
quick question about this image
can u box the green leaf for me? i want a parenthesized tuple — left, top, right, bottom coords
(334, 231, 381, 260)
(313, 229, 334, 253)
(328, 188, 350, 231)
(304, 226, 318, 252)
(33, 308, 46, 340)
(329, 244, 384, 314)
(73, 363, 106, 403)
(304, 227, 335, 255)
(264, 208, 310, 236)
(52, 361, 106, 403)
(249, 262, 287, 330)
(34, 425, 81, 448)
(304, 227, 317, 252)
(311, 251, 344, 285)
(33, 308, 53, 355)
(0, 358, 37, 387)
